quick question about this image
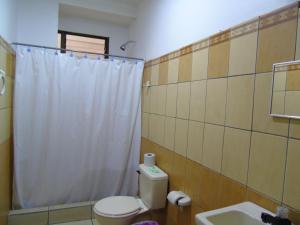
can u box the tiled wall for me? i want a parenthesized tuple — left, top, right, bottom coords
(141, 2, 300, 225)
(0, 36, 15, 225)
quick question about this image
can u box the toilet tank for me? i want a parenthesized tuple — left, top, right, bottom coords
(139, 164, 168, 210)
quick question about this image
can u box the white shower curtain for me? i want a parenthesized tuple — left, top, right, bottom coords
(13, 46, 144, 208)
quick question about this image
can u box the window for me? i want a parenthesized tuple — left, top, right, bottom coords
(57, 30, 109, 57)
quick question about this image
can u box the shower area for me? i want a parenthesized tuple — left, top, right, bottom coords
(11, 42, 144, 209)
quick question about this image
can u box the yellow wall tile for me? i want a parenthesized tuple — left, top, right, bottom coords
(142, 67, 151, 85)
(0, 76, 13, 109)
(248, 132, 287, 201)
(208, 41, 230, 78)
(164, 117, 176, 151)
(170, 153, 187, 190)
(253, 73, 289, 136)
(225, 75, 254, 130)
(142, 87, 151, 113)
(176, 82, 191, 119)
(192, 48, 208, 81)
(174, 118, 189, 157)
(229, 32, 258, 76)
(202, 123, 224, 172)
(256, 19, 297, 73)
(150, 85, 166, 115)
(296, 8, 300, 60)
(179, 53, 192, 82)
(273, 71, 287, 91)
(149, 114, 165, 146)
(168, 58, 179, 83)
(189, 80, 206, 122)
(187, 121, 204, 164)
(0, 108, 12, 144)
(271, 91, 285, 115)
(165, 84, 177, 117)
(285, 91, 300, 116)
(205, 78, 227, 125)
(286, 70, 300, 91)
(289, 119, 300, 139)
(151, 64, 159, 85)
(283, 138, 300, 210)
(222, 127, 251, 184)
(159, 61, 168, 85)
(142, 113, 149, 138)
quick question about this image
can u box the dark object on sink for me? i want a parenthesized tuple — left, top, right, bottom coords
(261, 212, 291, 225)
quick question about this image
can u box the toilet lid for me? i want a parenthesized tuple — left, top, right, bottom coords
(94, 196, 141, 217)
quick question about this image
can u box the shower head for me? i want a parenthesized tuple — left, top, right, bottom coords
(120, 41, 136, 51)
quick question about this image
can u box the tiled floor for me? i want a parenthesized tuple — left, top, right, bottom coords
(55, 219, 99, 225)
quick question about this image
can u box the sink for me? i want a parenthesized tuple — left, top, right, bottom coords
(195, 202, 275, 225)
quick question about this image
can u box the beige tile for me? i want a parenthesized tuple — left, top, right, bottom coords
(248, 132, 287, 201)
(221, 127, 251, 184)
(142, 66, 151, 85)
(289, 119, 300, 139)
(256, 19, 297, 73)
(174, 118, 189, 157)
(166, 84, 177, 117)
(286, 70, 300, 91)
(168, 58, 179, 83)
(284, 91, 300, 116)
(225, 75, 254, 130)
(205, 78, 227, 125)
(189, 80, 206, 122)
(296, 8, 300, 60)
(149, 114, 165, 146)
(253, 73, 289, 136)
(208, 31, 230, 78)
(0, 76, 13, 109)
(176, 82, 191, 119)
(150, 85, 166, 115)
(159, 61, 168, 85)
(273, 71, 287, 91)
(59, 219, 93, 225)
(271, 91, 285, 115)
(192, 48, 208, 81)
(229, 31, 258, 76)
(0, 108, 12, 144)
(187, 121, 204, 164)
(164, 116, 176, 151)
(142, 113, 149, 138)
(8, 211, 48, 225)
(142, 87, 151, 113)
(202, 123, 224, 172)
(283, 138, 300, 210)
(151, 64, 159, 85)
(179, 53, 192, 82)
(49, 203, 91, 224)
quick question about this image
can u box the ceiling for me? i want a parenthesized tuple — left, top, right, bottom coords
(59, 0, 141, 26)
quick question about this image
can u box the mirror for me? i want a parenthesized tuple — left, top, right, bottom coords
(270, 60, 300, 119)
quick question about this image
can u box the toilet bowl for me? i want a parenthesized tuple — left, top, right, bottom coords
(94, 164, 168, 225)
(94, 196, 148, 225)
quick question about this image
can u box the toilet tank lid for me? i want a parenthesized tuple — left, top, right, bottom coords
(139, 164, 168, 181)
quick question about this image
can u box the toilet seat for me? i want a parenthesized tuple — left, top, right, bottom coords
(94, 196, 141, 218)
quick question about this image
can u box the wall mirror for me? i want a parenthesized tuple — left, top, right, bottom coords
(270, 60, 300, 119)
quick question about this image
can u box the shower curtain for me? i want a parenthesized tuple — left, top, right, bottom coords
(13, 46, 144, 208)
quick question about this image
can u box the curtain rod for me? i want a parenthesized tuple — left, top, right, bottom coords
(11, 42, 145, 61)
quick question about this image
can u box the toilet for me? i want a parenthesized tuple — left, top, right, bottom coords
(93, 164, 168, 225)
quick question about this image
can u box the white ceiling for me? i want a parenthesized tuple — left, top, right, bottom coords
(59, 0, 141, 26)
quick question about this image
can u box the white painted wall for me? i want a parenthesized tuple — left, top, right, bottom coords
(128, 0, 298, 60)
(15, 0, 59, 47)
(59, 15, 129, 56)
(0, 0, 17, 43)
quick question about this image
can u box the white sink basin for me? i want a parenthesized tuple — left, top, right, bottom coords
(195, 202, 275, 225)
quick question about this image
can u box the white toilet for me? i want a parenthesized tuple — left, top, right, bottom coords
(93, 164, 168, 225)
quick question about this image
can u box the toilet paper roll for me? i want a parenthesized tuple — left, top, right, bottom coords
(167, 191, 186, 205)
(144, 153, 155, 167)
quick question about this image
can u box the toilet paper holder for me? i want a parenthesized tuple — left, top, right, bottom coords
(167, 191, 192, 207)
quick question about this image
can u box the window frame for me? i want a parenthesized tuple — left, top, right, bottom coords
(58, 30, 109, 55)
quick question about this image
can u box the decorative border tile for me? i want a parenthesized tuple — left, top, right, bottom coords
(209, 30, 230, 46)
(192, 38, 210, 51)
(259, 2, 299, 30)
(231, 18, 259, 40)
(275, 62, 300, 72)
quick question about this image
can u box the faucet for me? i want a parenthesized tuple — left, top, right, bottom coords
(261, 206, 292, 225)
